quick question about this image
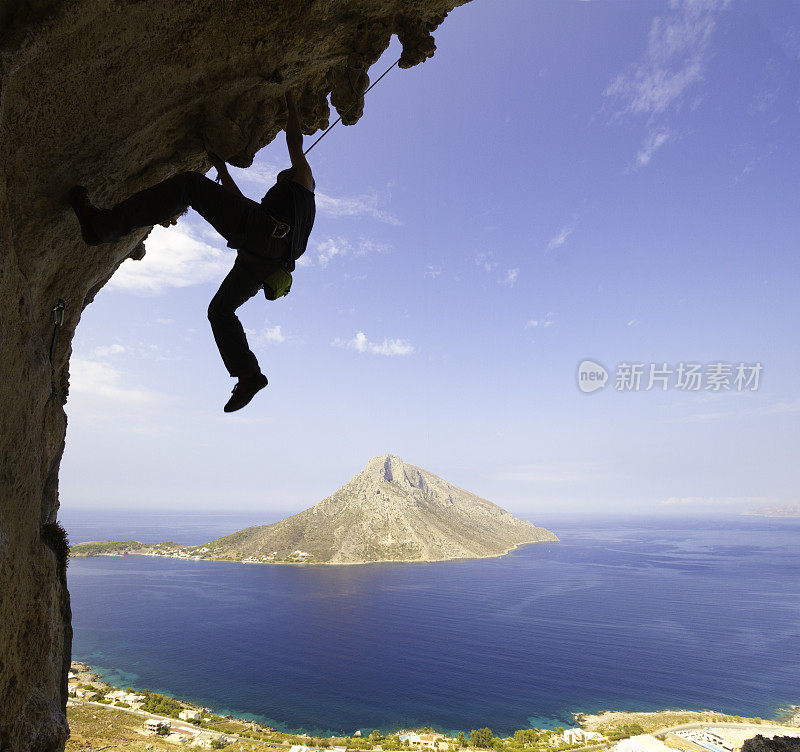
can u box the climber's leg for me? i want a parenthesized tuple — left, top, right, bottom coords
(207, 256, 265, 378)
(86, 172, 252, 243)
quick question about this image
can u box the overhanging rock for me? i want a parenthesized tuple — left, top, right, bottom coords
(0, 1, 471, 749)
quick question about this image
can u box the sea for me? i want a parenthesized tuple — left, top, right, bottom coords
(62, 510, 800, 736)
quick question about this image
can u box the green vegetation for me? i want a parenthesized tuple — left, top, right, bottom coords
(138, 689, 184, 718)
(470, 729, 494, 749)
(604, 723, 644, 741)
(70, 540, 142, 555)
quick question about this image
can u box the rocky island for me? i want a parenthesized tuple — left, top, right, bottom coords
(71, 454, 558, 564)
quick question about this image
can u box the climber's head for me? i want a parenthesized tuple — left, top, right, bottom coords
(276, 167, 296, 183)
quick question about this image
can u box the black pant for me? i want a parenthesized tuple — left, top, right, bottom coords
(96, 171, 287, 378)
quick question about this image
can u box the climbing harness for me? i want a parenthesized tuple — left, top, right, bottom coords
(49, 298, 66, 393)
(303, 57, 401, 156)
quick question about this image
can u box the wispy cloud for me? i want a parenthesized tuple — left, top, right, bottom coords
(246, 324, 286, 346)
(315, 192, 401, 225)
(93, 344, 128, 357)
(501, 268, 519, 287)
(109, 224, 228, 295)
(604, 0, 730, 166)
(547, 225, 574, 250)
(636, 129, 673, 166)
(605, 0, 729, 117)
(525, 312, 556, 329)
(424, 264, 443, 279)
(659, 495, 777, 509)
(69, 358, 163, 405)
(299, 236, 391, 268)
(474, 252, 496, 272)
(332, 331, 414, 357)
(234, 163, 400, 224)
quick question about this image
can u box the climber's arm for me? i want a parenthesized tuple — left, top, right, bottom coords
(285, 91, 315, 192)
(208, 152, 244, 198)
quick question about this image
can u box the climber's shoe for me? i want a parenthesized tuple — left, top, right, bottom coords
(68, 186, 102, 246)
(224, 372, 269, 413)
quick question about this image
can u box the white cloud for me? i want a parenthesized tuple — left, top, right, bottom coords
(332, 331, 414, 357)
(636, 129, 673, 166)
(230, 163, 280, 186)
(314, 237, 349, 267)
(501, 268, 519, 287)
(627, 318, 641, 327)
(547, 225, 574, 250)
(300, 236, 390, 268)
(474, 252, 496, 272)
(315, 192, 401, 225)
(526, 312, 556, 329)
(424, 264, 442, 279)
(69, 358, 163, 405)
(233, 162, 400, 224)
(109, 224, 229, 295)
(659, 495, 775, 508)
(93, 344, 127, 357)
(250, 325, 286, 345)
(605, 0, 729, 167)
(245, 323, 287, 346)
(605, 0, 729, 117)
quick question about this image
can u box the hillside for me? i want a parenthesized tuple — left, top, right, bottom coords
(72, 454, 558, 564)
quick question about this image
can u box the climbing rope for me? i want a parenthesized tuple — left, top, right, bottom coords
(49, 298, 66, 393)
(303, 57, 401, 156)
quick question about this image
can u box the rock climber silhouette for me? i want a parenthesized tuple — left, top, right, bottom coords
(68, 91, 316, 412)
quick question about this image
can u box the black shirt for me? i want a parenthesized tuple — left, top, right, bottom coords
(261, 180, 316, 267)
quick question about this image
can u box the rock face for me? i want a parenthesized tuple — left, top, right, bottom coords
(206, 454, 558, 563)
(742, 737, 800, 752)
(0, 4, 471, 750)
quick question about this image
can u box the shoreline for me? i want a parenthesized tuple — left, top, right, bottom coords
(69, 659, 798, 741)
(68, 537, 559, 568)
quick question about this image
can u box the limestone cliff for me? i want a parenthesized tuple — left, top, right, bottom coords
(0, 4, 470, 750)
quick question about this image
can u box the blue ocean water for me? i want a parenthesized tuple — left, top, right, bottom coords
(63, 512, 800, 736)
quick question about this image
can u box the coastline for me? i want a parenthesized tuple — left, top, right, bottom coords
(70, 659, 798, 742)
(68, 537, 558, 567)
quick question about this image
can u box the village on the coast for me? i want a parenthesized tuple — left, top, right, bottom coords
(67, 662, 800, 752)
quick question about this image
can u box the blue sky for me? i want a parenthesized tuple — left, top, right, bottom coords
(62, 0, 800, 517)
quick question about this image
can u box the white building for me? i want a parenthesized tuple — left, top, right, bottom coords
(400, 733, 444, 749)
(180, 709, 202, 721)
(563, 729, 604, 745)
(614, 735, 671, 752)
(672, 729, 736, 752)
(289, 745, 315, 752)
